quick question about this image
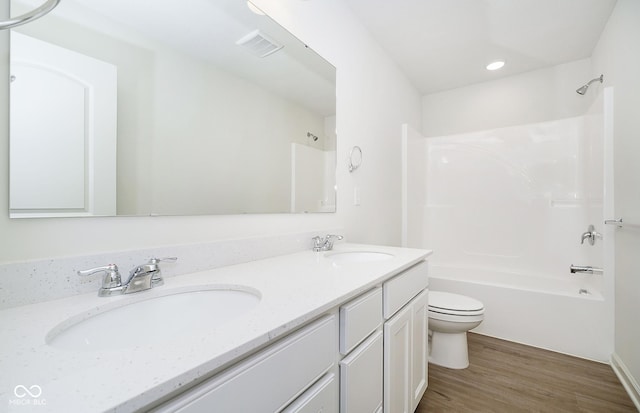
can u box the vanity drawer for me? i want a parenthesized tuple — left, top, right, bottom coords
(282, 372, 338, 413)
(157, 315, 336, 413)
(383, 261, 428, 319)
(340, 287, 383, 355)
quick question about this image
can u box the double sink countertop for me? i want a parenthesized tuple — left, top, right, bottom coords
(0, 243, 431, 412)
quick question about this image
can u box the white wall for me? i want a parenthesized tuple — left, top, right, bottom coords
(149, 48, 326, 215)
(252, 0, 423, 246)
(422, 59, 594, 137)
(591, 0, 640, 400)
(0, 0, 421, 264)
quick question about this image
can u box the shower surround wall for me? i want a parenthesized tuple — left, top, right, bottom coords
(408, 61, 614, 361)
(407, 115, 610, 361)
(423, 116, 602, 280)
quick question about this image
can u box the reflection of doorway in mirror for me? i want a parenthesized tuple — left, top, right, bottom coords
(9, 32, 117, 218)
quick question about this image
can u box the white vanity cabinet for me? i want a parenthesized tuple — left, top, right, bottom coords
(154, 315, 337, 413)
(338, 260, 429, 413)
(382, 261, 429, 413)
(152, 259, 429, 413)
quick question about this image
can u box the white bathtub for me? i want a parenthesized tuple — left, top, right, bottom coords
(428, 265, 613, 362)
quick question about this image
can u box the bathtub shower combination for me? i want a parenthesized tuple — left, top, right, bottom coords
(402, 88, 614, 362)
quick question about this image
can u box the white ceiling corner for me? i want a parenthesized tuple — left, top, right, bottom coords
(344, 0, 617, 94)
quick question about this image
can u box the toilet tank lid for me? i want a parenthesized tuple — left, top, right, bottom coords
(429, 291, 484, 311)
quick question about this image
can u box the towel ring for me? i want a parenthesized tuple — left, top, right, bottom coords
(348, 146, 362, 172)
(0, 0, 61, 30)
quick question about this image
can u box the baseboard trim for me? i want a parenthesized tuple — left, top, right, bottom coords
(611, 352, 640, 411)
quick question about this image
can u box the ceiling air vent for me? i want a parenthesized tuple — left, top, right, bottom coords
(236, 30, 283, 58)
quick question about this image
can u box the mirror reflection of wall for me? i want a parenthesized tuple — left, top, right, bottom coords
(9, 0, 336, 217)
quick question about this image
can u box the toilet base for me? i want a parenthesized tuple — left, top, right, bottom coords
(429, 330, 470, 369)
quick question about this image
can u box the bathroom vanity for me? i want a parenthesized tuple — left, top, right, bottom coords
(0, 244, 430, 412)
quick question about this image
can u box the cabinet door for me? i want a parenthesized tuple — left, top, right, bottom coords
(384, 304, 412, 413)
(340, 330, 383, 413)
(410, 290, 429, 411)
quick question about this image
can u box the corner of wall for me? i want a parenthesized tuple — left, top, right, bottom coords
(611, 352, 640, 411)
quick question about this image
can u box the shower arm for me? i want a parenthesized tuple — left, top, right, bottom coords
(585, 74, 604, 87)
(0, 0, 61, 30)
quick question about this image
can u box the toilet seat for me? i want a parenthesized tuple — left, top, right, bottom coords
(429, 291, 484, 317)
(427, 290, 485, 369)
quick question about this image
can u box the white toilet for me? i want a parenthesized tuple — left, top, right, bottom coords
(428, 291, 485, 369)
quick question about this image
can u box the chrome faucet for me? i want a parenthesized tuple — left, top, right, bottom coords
(312, 234, 343, 252)
(78, 257, 177, 297)
(580, 224, 602, 246)
(570, 264, 603, 275)
(125, 257, 175, 293)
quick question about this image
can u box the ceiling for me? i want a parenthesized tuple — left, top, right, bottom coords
(344, 0, 617, 94)
(14, 0, 336, 116)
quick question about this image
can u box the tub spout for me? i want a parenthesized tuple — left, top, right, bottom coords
(570, 264, 603, 275)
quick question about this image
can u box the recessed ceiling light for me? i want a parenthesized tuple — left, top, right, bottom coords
(486, 60, 505, 71)
(247, 1, 265, 15)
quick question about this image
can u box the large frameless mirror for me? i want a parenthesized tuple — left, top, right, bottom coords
(9, 0, 336, 218)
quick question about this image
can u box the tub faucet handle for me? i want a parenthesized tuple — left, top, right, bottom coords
(580, 224, 601, 246)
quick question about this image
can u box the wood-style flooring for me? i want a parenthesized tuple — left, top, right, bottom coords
(418, 333, 637, 413)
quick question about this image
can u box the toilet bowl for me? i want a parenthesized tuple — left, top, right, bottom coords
(428, 291, 484, 369)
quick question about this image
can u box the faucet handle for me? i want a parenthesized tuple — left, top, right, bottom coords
(580, 224, 601, 246)
(324, 234, 343, 250)
(580, 231, 593, 244)
(146, 257, 177, 285)
(148, 257, 177, 265)
(78, 264, 122, 290)
(312, 236, 324, 251)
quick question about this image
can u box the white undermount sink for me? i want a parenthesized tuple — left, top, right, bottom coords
(46, 286, 261, 352)
(325, 251, 394, 263)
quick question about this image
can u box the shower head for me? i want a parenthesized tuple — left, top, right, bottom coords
(576, 74, 603, 95)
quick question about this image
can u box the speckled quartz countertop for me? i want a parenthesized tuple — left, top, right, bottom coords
(0, 243, 431, 412)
